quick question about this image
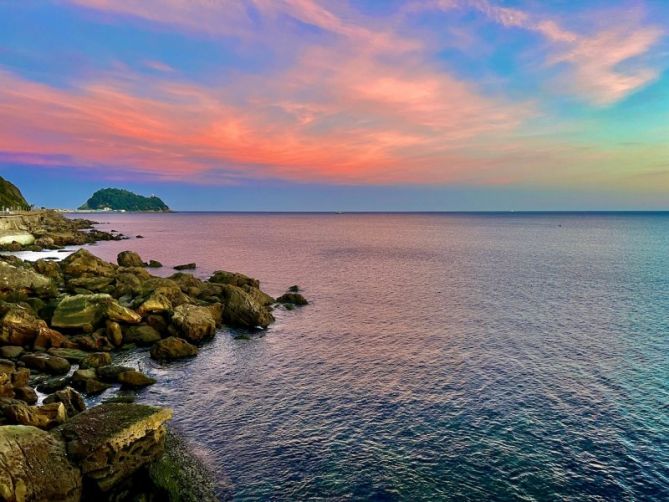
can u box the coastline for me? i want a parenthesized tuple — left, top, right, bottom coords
(0, 212, 307, 500)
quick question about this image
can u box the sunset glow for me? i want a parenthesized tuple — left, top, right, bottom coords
(1, 1, 668, 209)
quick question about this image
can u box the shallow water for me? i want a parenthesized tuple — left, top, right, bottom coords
(69, 213, 669, 500)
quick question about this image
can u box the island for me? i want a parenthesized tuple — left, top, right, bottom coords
(79, 188, 170, 212)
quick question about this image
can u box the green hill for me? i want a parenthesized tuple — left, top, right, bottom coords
(0, 176, 30, 211)
(80, 188, 170, 212)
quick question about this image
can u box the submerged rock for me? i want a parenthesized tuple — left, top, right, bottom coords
(147, 260, 163, 268)
(276, 292, 309, 306)
(0, 425, 82, 501)
(173, 263, 196, 271)
(54, 403, 173, 492)
(150, 337, 198, 361)
(208, 270, 260, 288)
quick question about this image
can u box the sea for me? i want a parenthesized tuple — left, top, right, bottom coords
(21, 212, 669, 500)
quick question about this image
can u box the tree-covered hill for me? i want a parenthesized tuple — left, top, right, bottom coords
(79, 188, 170, 212)
(0, 176, 30, 211)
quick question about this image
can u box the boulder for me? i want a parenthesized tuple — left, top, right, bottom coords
(117, 370, 156, 388)
(150, 337, 198, 361)
(54, 403, 173, 492)
(44, 387, 86, 418)
(1, 401, 67, 429)
(71, 369, 111, 395)
(20, 353, 71, 375)
(0, 425, 82, 501)
(137, 292, 173, 317)
(208, 270, 260, 288)
(0, 261, 55, 298)
(52, 294, 141, 332)
(117, 251, 146, 268)
(80, 352, 112, 369)
(60, 249, 117, 278)
(96, 365, 135, 383)
(242, 285, 275, 306)
(0, 305, 47, 346)
(219, 285, 275, 329)
(106, 320, 123, 347)
(276, 292, 309, 306)
(170, 304, 217, 343)
(124, 324, 161, 346)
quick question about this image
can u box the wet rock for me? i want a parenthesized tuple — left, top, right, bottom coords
(13, 386, 38, 405)
(208, 270, 260, 288)
(71, 368, 111, 395)
(147, 260, 163, 268)
(124, 324, 162, 346)
(137, 292, 173, 317)
(288, 285, 300, 292)
(1, 400, 67, 429)
(0, 345, 23, 359)
(276, 292, 309, 306)
(80, 352, 112, 369)
(106, 320, 123, 347)
(118, 370, 156, 388)
(219, 284, 275, 329)
(20, 353, 71, 375)
(150, 337, 198, 361)
(242, 285, 275, 306)
(54, 403, 173, 492)
(171, 304, 217, 343)
(117, 251, 146, 268)
(52, 293, 141, 332)
(173, 263, 196, 271)
(96, 365, 134, 383)
(44, 387, 86, 418)
(0, 425, 82, 501)
(36, 376, 70, 393)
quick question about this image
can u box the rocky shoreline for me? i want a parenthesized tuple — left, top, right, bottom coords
(0, 213, 308, 501)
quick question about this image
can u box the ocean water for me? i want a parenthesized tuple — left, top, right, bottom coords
(71, 213, 669, 500)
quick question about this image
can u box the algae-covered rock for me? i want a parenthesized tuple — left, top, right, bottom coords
(54, 403, 173, 492)
(0, 425, 82, 501)
(148, 430, 217, 502)
(0, 261, 55, 298)
(170, 304, 217, 343)
(150, 337, 198, 361)
(117, 251, 146, 268)
(52, 293, 140, 332)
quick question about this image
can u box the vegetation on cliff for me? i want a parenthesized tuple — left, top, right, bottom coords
(0, 176, 30, 211)
(79, 188, 170, 212)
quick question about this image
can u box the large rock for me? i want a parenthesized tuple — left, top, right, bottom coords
(137, 293, 173, 317)
(124, 324, 161, 345)
(0, 305, 47, 346)
(170, 304, 217, 343)
(0, 400, 67, 429)
(43, 387, 86, 418)
(276, 292, 309, 306)
(150, 337, 198, 361)
(219, 285, 275, 329)
(52, 294, 141, 332)
(60, 249, 117, 278)
(20, 353, 71, 375)
(208, 270, 260, 288)
(117, 370, 156, 388)
(0, 261, 55, 298)
(54, 403, 173, 492)
(117, 251, 146, 268)
(0, 425, 82, 501)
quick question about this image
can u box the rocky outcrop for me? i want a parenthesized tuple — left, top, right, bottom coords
(54, 403, 172, 492)
(0, 425, 82, 502)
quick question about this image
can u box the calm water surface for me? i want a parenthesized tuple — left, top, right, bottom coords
(70, 213, 669, 500)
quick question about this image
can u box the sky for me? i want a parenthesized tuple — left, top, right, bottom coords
(0, 0, 668, 211)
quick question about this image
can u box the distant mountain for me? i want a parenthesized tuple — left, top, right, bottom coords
(80, 188, 170, 212)
(0, 176, 30, 211)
